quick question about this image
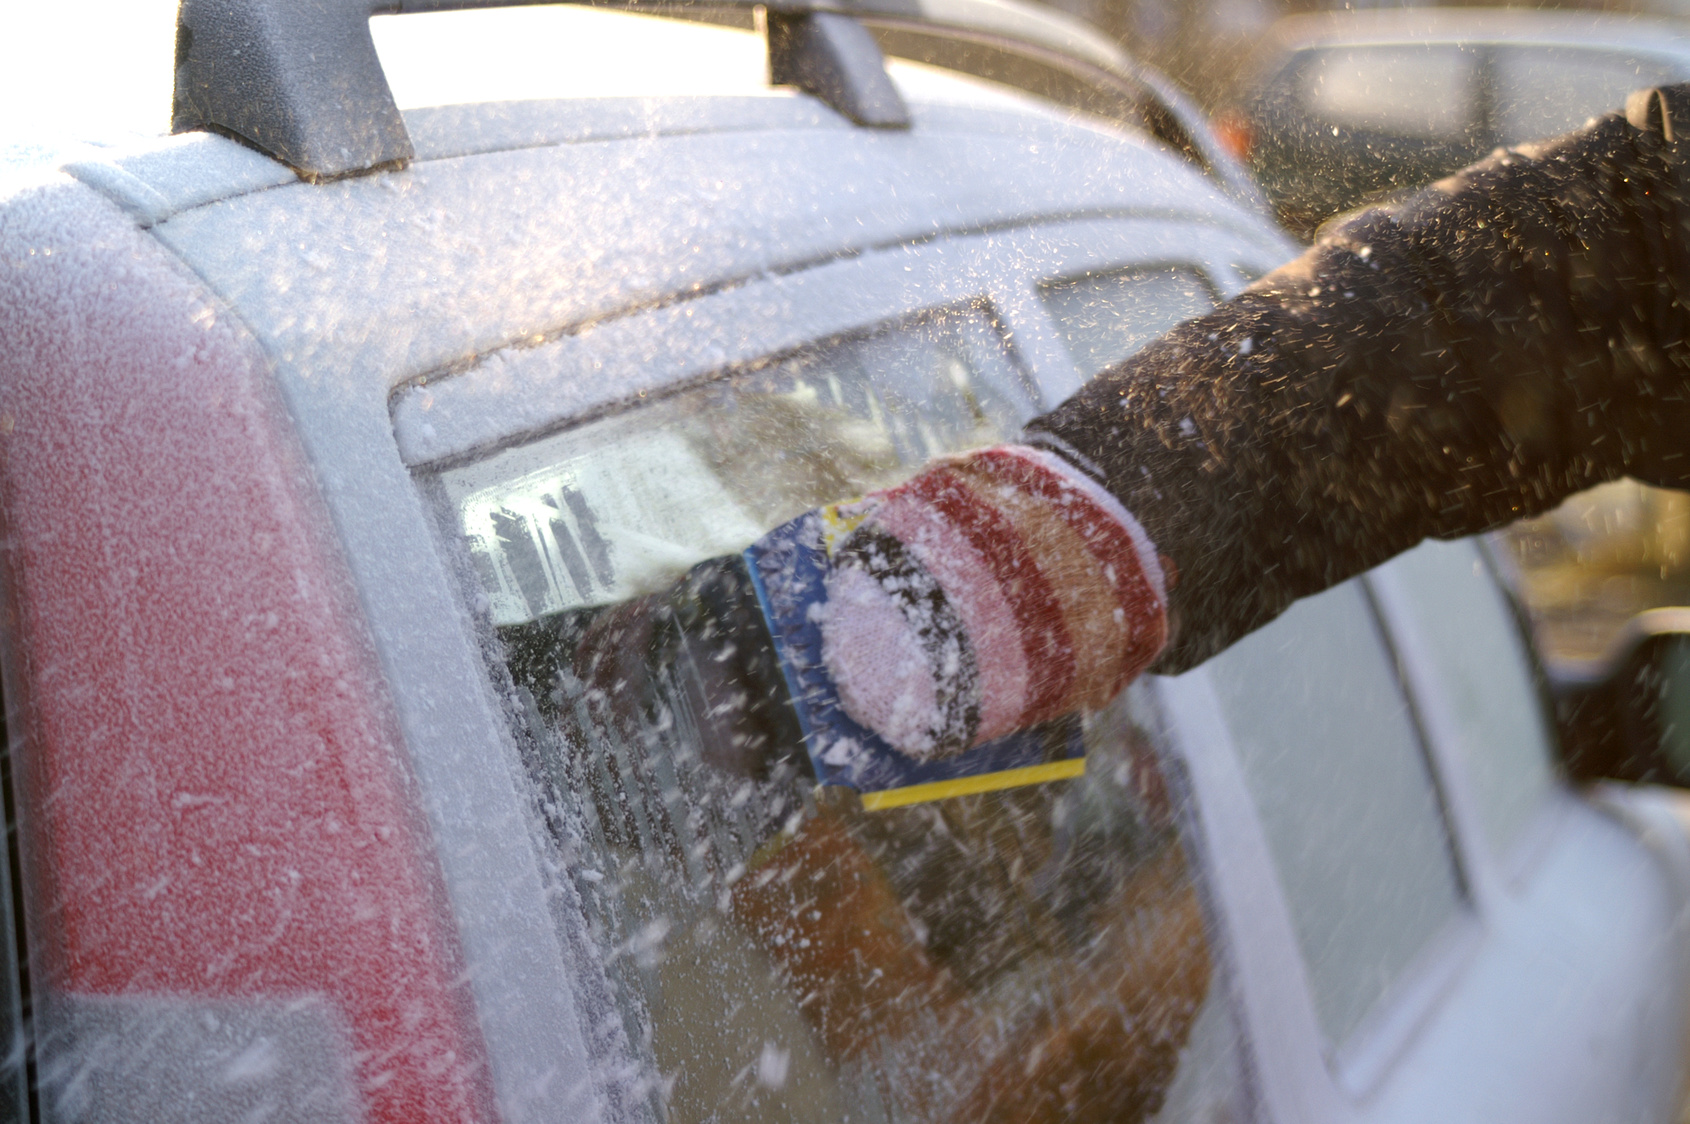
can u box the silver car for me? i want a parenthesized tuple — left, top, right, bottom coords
(0, 2, 1684, 1122)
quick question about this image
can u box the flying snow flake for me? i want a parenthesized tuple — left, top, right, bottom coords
(756, 1042, 790, 1090)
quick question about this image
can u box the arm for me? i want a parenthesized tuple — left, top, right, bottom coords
(615, 87, 1690, 764)
(1029, 85, 1690, 670)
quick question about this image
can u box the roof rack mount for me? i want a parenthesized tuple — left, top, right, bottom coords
(171, 0, 913, 181)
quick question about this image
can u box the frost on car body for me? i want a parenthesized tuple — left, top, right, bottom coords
(0, 177, 493, 1122)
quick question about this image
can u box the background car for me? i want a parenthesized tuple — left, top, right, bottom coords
(1, 2, 1687, 1123)
(1219, 8, 1690, 238)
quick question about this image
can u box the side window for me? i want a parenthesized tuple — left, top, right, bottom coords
(430, 306, 1253, 1122)
(1038, 265, 1217, 380)
(1207, 581, 1465, 1048)
(1298, 44, 1481, 140)
(445, 306, 1033, 623)
(1492, 47, 1680, 147)
(1388, 538, 1557, 857)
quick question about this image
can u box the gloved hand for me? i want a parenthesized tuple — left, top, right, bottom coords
(815, 444, 1169, 761)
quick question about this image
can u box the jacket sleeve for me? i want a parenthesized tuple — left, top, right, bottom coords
(1025, 85, 1690, 673)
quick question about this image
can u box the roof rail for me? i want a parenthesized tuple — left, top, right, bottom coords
(171, 0, 912, 180)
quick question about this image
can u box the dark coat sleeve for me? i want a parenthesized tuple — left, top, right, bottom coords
(1025, 85, 1690, 672)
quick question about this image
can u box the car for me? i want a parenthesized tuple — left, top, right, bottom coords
(1217, 8, 1690, 238)
(1, 2, 1687, 1123)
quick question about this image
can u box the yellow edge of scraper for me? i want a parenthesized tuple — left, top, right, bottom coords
(859, 757, 1087, 811)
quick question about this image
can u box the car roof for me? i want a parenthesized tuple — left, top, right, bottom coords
(1262, 7, 1690, 59)
(124, 87, 1263, 403)
(11, 5, 1289, 456)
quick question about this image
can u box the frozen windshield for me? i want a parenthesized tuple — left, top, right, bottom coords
(429, 307, 1248, 1122)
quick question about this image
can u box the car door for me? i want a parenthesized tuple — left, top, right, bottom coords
(1159, 538, 1690, 1124)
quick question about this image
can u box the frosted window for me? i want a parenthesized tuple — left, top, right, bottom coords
(1039, 265, 1218, 379)
(1208, 581, 1464, 1047)
(442, 307, 1032, 623)
(1299, 45, 1480, 140)
(1493, 47, 1680, 146)
(1390, 538, 1557, 855)
(433, 306, 1252, 1121)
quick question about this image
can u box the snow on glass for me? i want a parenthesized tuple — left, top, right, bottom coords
(433, 307, 1247, 1122)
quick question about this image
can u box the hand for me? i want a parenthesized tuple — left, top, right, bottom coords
(817, 444, 1169, 760)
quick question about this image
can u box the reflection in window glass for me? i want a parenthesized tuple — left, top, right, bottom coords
(1389, 538, 1557, 856)
(432, 308, 1250, 1122)
(1039, 266, 1217, 380)
(1299, 45, 1480, 139)
(1493, 47, 1678, 147)
(444, 308, 1032, 624)
(1207, 581, 1464, 1048)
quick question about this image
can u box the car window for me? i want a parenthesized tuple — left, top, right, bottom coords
(1298, 44, 1482, 140)
(1389, 538, 1557, 857)
(1206, 580, 1465, 1049)
(429, 308, 1252, 1122)
(1492, 46, 1681, 147)
(1038, 265, 1218, 380)
(442, 307, 1032, 622)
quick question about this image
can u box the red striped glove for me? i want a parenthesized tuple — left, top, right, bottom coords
(816, 444, 1169, 761)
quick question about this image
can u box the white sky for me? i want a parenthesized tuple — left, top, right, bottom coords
(0, 0, 179, 149)
(0, 0, 1013, 161)
(0, 0, 781, 157)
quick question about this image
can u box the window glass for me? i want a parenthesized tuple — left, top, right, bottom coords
(431, 308, 1250, 1122)
(1493, 47, 1680, 147)
(1299, 45, 1481, 140)
(1207, 581, 1464, 1048)
(443, 308, 1032, 623)
(1039, 266, 1218, 380)
(1389, 538, 1557, 856)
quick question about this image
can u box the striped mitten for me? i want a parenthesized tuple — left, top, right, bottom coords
(816, 444, 1169, 761)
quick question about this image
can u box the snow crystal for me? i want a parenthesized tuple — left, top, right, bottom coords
(755, 1042, 790, 1090)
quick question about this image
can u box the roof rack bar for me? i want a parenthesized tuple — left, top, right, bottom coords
(172, 0, 409, 180)
(768, 11, 911, 129)
(172, 0, 910, 181)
